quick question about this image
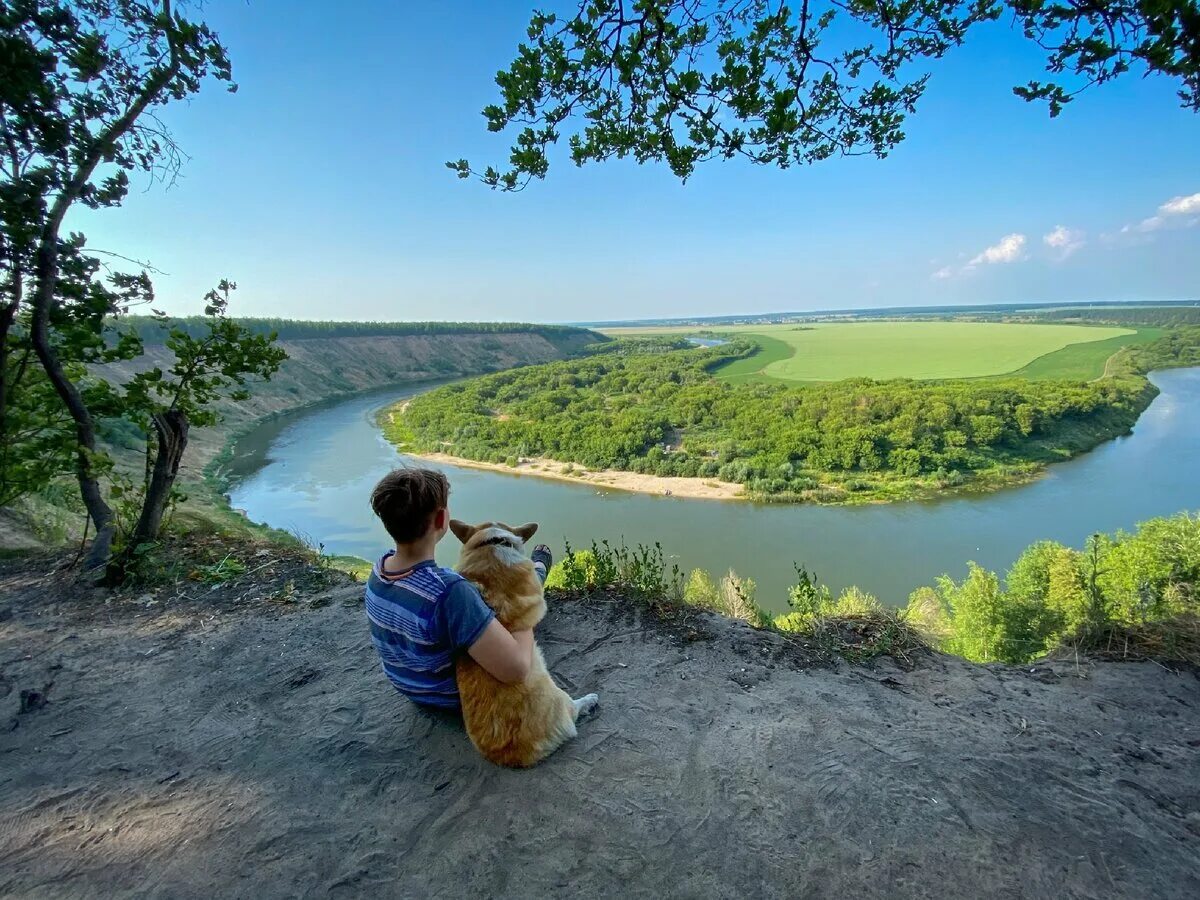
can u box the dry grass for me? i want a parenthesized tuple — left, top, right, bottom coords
(1058, 614, 1200, 668)
(800, 611, 930, 667)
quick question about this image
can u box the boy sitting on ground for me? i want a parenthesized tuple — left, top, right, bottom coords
(364, 467, 553, 709)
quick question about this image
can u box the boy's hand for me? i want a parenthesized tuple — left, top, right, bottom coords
(467, 620, 533, 684)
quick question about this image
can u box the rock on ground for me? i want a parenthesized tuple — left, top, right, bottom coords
(1, 567, 1198, 899)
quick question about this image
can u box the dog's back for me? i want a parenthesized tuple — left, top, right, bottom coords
(450, 520, 596, 767)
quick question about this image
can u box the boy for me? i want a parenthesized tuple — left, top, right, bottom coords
(364, 467, 553, 709)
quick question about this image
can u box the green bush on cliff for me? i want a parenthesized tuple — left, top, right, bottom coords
(906, 512, 1200, 663)
(544, 512, 1200, 667)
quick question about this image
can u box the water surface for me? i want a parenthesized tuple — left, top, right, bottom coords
(225, 369, 1200, 612)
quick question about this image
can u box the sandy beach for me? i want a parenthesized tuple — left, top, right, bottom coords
(401, 450, 747, 500)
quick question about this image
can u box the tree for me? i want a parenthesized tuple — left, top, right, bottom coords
(1, 1, 239, 568)
(116, 282, 284, 570)
(451, 0, 1200, 189)
(940, 563, 1009, 661)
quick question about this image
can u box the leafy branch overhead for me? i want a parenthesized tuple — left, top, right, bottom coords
(449, 0, 1200, 189)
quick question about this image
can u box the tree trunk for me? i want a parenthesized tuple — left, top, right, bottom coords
(129, 409, 188, 548)
(29, 242, 116, 571)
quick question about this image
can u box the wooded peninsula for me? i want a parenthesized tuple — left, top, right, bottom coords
(385, 327, 1200, 503)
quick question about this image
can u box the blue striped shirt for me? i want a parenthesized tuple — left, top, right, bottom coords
(364, 553, 495, 709)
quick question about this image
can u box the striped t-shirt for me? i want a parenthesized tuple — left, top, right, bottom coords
(364, 553, 495, 709)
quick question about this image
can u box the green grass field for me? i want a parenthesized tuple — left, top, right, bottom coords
(1007, 327, 1163, 380)
(604, 321, 1140, 382)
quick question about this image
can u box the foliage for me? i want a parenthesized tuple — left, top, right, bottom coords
(906, 512, 1200, 663)
(545, 513, 1198, 665)
(121, 284, 286, 430)
(545, 538, 685, 599)
(0, 356, 77, 505)
(776, 566, 884, 631)
(714, 569, 770, 626)
(453, 0, 1200, 188)
(392, 337, 1155, 499)
(1126, 327, 1200, 373)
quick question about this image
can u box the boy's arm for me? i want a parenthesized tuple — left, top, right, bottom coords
(467, 621, 533, 684)
(441, 579, 533, 685)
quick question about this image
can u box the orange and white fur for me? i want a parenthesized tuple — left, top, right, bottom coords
(450, 519, 599, 767)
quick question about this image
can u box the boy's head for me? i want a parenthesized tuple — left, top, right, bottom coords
(370, 467, 450, 546)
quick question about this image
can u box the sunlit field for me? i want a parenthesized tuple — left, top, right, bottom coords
(603, 321, 1139, 382)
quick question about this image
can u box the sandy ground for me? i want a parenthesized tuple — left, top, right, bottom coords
(404, 450, 746, 501)
(2, 565, 1199, 898)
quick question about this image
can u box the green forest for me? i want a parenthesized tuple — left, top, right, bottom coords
(387, 329, 1200, 502)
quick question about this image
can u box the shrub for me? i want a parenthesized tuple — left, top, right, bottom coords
(905, 513, 1200, 664)
(683, 568, 719, 608)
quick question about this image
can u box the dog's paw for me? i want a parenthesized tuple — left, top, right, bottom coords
(574, 692, 600, 719)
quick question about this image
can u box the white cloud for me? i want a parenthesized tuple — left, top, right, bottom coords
(932, 232, 1028, 279)
(967, 233, 1027, 268)
(1043, 225, 1085, 258)
(1122, 192, 1200, 234)
(1161, 192, 1200, 216)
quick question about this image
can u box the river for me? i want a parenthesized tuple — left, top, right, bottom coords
(224, 368, 1200, 612)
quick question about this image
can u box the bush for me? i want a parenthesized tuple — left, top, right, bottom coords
(545, 540, 683, 600)
(776, 570, 883, 634)
(905, 513, 1200, 663)
(683, 568, 719, 608)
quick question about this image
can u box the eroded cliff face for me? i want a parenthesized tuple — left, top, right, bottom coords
(97, 329, 601, 473)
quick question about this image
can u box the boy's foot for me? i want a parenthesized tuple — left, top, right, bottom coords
(532, 544, 552, 581)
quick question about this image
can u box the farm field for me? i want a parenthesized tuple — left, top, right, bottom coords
(604, 321, 1138, 382)
(1007, 327, 1163, 380)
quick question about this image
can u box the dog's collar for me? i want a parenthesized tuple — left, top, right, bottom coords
(479, 534, 520, 550)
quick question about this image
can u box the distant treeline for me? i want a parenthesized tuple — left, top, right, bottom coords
(388, 336, 1174, 501)
(1034, 307, 1200, 327)
(118, 316, 607, 345)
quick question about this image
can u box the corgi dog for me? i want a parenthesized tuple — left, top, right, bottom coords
(449, 519, 599, 767)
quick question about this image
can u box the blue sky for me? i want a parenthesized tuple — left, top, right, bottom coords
(77, 1, 1200, 323)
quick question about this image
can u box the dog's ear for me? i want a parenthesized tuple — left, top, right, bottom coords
(449, 519, 475, 544)
(512, 522, 538, 542)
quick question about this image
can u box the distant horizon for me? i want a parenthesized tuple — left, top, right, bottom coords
(123, 296, 1200, 328)
(571, 298, 1200, 328)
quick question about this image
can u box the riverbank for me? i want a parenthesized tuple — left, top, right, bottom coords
(383, 404, 1118, 507)
(3, 548, 1198, 898)
(403, 449, 747, 500)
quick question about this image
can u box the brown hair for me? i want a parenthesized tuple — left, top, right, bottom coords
(370, 467, 450, 544)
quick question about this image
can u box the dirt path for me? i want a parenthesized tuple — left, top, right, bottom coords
(2, 571, 1198, 898)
